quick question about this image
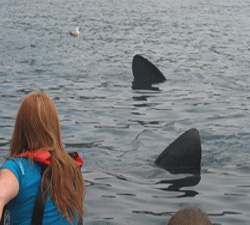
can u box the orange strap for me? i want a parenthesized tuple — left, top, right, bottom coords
(16, 150, 83, 166)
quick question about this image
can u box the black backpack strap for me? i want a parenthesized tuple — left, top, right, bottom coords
(0, 206, 6, 225)
(31, 164, 49, 225)
(78, 216, 83, 225)
(31, 153, 83, 225)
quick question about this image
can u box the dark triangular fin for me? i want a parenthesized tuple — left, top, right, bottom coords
(154, 128, 201, 174)
(132, 54, 166, 83)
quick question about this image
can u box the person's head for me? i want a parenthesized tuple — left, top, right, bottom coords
(168, 206, 211, 225)
(10, 92, 85, 222)
(10, 92, 62, 156)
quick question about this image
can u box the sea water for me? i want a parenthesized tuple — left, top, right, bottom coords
(1, 0, 250, 224)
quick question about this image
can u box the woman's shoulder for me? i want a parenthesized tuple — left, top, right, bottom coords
(1, 157, 34, 171)
(0, 157, 41, 183)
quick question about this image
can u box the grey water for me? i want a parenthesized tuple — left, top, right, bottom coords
(1, 0, 250, 224)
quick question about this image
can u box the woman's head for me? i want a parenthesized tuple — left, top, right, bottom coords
(10, 92, 62, 156)
(10, 92, 85, 222)
(168, 207, 211, 225)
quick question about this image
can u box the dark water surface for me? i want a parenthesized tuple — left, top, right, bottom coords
(1, 0, 250, 224)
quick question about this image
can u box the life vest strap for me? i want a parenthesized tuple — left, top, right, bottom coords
(31, 164, 49, 225)
(31, 153, 83, 225)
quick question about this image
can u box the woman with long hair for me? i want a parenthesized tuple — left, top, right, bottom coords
(0, 92, 85, 224)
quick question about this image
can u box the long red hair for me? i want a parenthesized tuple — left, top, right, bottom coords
(10, 92, 85, 223)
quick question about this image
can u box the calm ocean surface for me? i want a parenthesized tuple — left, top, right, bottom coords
(1, 0, 250, 224)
